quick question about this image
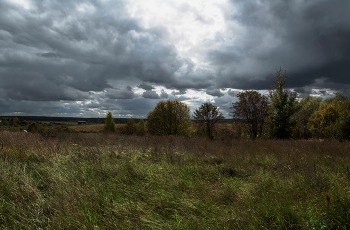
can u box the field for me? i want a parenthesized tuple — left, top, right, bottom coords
(0, 131, 349, 229)
(69, 124, 126, 132)
(69, 124, 105, 132)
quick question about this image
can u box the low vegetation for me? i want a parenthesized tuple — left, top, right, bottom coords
(0, 131, 349, 229)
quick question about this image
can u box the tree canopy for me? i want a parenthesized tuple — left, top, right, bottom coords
(309, 95, 350, 139)
(147, 100, 192, 136)
(231, 90, 268, 139)
(292, 96, 322, 139)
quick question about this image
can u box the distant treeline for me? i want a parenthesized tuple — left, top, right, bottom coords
(0, 116, 235, 124)
(0, 116, 146, 124)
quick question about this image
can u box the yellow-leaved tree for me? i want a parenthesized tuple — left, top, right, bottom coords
(146, 100, 192, 136)
(308, 94, 349, 139)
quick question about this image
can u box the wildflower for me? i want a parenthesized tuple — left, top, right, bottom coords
(130, 156, 137, 162)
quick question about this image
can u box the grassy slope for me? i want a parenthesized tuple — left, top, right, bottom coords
(0, 131, 349, 229)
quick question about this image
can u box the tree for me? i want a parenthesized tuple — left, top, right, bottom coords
(309, 94, 350, 139)
(231, 90, 268, 139)
(104, 111, 116, 133)
(125, 118, 137, 135)
(292, 96, 322, 139)
(137, 119, 146, 135)
(193, 102, 225, 140)
(147, 100, 192, 136)
(268, 67, 297, 139)
(335, 110, 350, 140)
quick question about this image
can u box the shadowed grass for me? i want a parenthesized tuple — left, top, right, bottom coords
(0, 131, 349, 229)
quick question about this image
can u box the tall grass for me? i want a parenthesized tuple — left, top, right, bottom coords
(0, 131, 349, 229)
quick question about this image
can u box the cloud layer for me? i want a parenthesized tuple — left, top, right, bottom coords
(0, 0, 349, 118)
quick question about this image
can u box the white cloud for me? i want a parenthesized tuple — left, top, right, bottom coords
(126, 0, 226, 64)
(6, 0, 31, 9)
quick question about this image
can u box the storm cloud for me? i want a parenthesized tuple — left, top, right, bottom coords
(0, 0, 349, 118)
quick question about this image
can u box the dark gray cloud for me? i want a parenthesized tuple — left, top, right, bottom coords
(0, 99, 84, 116)
(105, 86, 136, 99)
(0, 1, 187, 93)
(212, 0, 350, 91)
(206, 89, 224, 97)
(227, 89, 236, 97)
(138, 83, 155, 90)
(171, 89, 187, 96)
(160, 89, 169, 99)
(142, 90, 160, 99)
(0, 0, 195, 116)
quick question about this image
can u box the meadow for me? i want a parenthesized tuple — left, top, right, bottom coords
(0, 131, 349, 229)
(69, 124, 126, 133)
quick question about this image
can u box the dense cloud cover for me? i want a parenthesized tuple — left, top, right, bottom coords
(0, 0, 349, 118)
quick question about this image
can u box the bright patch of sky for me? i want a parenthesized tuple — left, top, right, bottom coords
(76, 3, 96, 14)
(6, 0, 31, 9)
(126, 0, 227, 64)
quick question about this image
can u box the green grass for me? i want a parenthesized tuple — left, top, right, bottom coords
(0, 131, 349, 229)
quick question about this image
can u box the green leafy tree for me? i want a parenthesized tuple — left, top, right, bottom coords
(336, 110, 350, 140)
(104, 111, 116, 133)
(125, 118, 137, 135)
(268, 67, 297, 139)
(137, 119, 146, 135)
(293, 96, 322, 139)
(230, 91, 268, 139)
(193, 102, 224, 140)
(147, 100, 192, 136)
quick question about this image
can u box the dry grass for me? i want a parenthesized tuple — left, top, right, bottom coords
(0, 131, 349, 229)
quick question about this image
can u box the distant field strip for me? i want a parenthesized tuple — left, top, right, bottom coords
(70, 124, 125, 132)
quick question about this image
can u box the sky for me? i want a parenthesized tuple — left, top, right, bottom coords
(0, 0, 349, 118)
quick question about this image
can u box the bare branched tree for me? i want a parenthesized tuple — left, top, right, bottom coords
(193, 102, 224, 140)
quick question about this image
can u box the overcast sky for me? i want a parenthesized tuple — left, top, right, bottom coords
(0, 0, 349, 118)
